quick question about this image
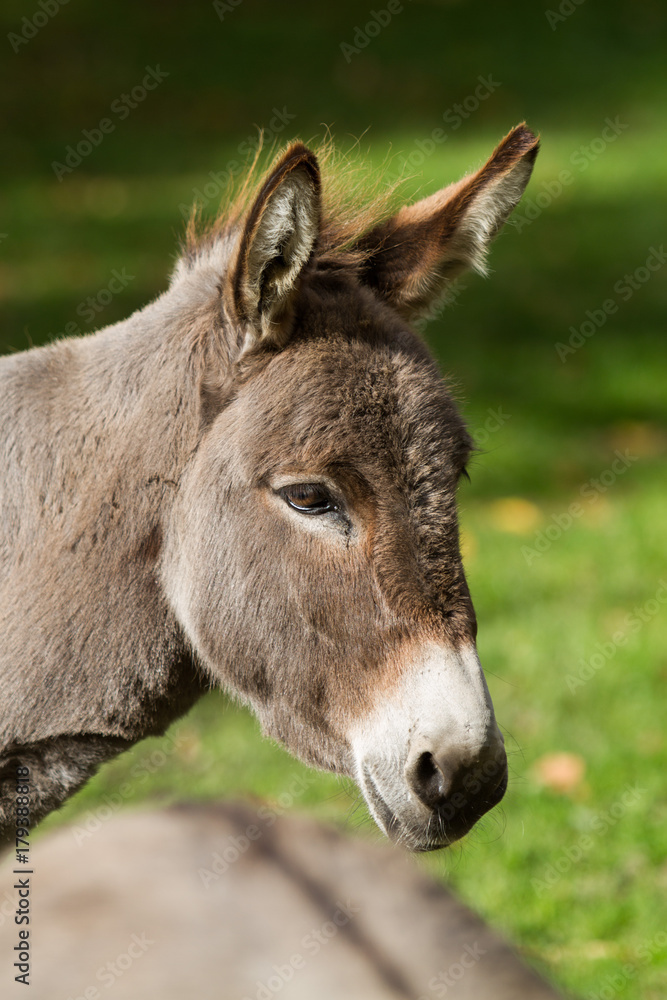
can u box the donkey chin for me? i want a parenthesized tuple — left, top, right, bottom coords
(348, 642, 508, 852)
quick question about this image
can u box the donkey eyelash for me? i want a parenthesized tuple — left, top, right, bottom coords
(276, 483, 339, 516)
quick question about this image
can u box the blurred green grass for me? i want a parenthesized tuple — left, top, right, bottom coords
(3, 3, 666, 998)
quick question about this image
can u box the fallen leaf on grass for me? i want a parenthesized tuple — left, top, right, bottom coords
(487, 497, 542, 534)
(531, 751, 586, 795)
(607, 421, 666, 458)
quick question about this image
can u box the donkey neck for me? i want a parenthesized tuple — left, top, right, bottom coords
(0, 282, 215, 748)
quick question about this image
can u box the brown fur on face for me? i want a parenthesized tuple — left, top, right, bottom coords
(0, 125, 538, 842)
(162, 277, 477, 772)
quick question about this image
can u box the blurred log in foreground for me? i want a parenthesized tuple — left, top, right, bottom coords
(0, 802, 562, 999)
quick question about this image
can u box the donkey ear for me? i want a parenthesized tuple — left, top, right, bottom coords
(231, 142, 321, 350)
(358, 124, 539, 319)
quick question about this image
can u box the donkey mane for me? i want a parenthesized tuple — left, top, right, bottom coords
(181, 138, 405, 272)
(183, 121, 538, 286)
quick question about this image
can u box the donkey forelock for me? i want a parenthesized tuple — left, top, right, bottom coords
(0, 124, 538, 849)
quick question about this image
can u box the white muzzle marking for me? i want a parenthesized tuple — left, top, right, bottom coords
(349, 642, 505, 848)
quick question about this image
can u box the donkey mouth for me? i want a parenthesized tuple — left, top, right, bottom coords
(359, 758, 508, 853)
(360, 763, 404, 841)
(360, 761, 454, 852)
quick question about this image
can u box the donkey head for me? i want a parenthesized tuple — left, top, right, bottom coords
(163, 126, 538, 850)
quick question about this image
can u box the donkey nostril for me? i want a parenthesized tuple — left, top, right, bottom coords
(410, 751, 452, 810)
(406, 745, 509, 827)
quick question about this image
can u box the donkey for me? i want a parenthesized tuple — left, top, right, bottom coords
(0, 124, 538, 850)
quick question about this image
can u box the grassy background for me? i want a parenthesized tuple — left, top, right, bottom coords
(2, 2, 666, 997)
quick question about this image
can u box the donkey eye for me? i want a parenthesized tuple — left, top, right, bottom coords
(278, 483, 337, 515)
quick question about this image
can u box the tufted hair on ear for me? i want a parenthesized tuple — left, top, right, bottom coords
(356, 123, 539, 319)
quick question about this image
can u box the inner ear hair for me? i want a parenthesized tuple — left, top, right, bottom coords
(357, 123, 540, 319)
(436, 125, 539, 278)
(233, 144, 321, 345)
(247, 172, 318, 315)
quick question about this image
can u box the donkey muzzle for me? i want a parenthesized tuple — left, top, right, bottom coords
(350, 641, 506, 850)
